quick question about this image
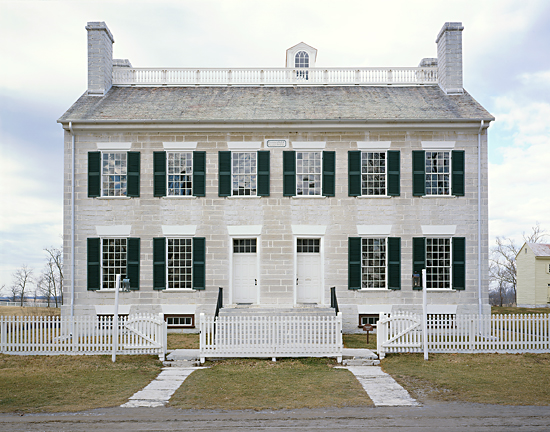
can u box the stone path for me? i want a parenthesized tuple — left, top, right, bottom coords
(339, 365, 420, 407)
(121, 367, 205, 408)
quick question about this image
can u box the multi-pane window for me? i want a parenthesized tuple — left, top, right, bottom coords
(426, 238, 451, 289)
(232, 152, 257, 196)
(362, 152, 386, 195)
(233, 239, 257, 253)
(101, 238, 127, 289)
(295, 51, 309, 68)
(425, 151, 450, 195)
(167, 152, 193, 196)
(165, 315, 194, 328)
(167, 238, 192, 289)
(359, 314, 381, 328)
(102, 153, 127, 196)
(297, 239, 320, 253)
(361, 238, 387, 289)
(296, 152, 321, 195)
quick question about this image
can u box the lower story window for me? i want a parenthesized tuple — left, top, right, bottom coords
(165, 314, 195, 328)
(102, 238, 127, 289)
(426, 238, 451, 289)
(167, 238, 192, 289)
(359, 314, 381, 328)
(362, 238, 386, 289)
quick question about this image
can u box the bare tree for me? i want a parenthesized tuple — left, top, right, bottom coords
(44, 247, 63, 306)
(489, 222, 548, 305)
(11, 265, 33, 306)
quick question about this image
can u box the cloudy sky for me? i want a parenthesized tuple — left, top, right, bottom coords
(0, 0, 549, 290)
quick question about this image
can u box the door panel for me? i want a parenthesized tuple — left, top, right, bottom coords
(297, 238, 321, 303)
(232, 239, 257, 304)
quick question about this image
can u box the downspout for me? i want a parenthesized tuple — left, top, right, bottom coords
(69, 122, 75, 321)
(478, 120, 484, 316)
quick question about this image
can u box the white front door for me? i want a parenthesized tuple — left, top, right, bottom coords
(232, 239, 258, 304)
(296, 238, 321, 303)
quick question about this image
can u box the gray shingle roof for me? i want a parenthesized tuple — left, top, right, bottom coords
(58, 86, 494, 123)
(528, 243, 550, 257)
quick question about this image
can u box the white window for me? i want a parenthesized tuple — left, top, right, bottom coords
(167, 238, 192, 289)
(362, 152, 386, 196)
(425, 151, 450, 195)
(165, 315, 194, 328)
(296, 151, 321, 196)
(167, 152, 193, 196)
(362, 238, 387, 289)
(297, 238, 320, 253)
(101, 238, 127, 289)
(295, 51, 309, 68)
(232, 152, 257, 196)
(233, 238, 257, 253)
(102, 152, 127, 196)
(426, 238, 451, 289)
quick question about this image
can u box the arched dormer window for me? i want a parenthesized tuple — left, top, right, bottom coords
(295, 51, 309, 68)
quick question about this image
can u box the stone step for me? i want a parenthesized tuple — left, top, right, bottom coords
(342, 359, 381, 366)
(163, 359, 200, 367)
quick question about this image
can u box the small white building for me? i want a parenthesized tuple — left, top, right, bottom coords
(516, 243, 550, 308)
(58, 21, 493, 333)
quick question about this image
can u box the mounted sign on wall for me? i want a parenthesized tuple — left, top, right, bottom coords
(265, 139, 288, 148)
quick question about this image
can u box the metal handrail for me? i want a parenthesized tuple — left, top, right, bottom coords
(330, 286, 339, 316)
(214, 287, 223, 320)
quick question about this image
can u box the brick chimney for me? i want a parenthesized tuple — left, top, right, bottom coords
(436, 22, 464, 95)
(86, 22, 114, 96)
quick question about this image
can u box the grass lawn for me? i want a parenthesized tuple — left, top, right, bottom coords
(0, 354, 162, 413)
(343, 333, 377, 350)
(0, 306, 60, 317)
(169, 358, 373, 410)
(492, 306, 550, 315)
(167, 333, 200, 349)
(382, 353, 550, 405)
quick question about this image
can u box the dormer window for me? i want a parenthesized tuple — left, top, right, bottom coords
(286, 43, 317, 81)
(295, 51, 309, 68)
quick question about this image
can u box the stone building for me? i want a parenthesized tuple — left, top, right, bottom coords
(58, 21, 493, 333)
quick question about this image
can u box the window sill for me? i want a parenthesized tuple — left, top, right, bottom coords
(291, 195, 327, 199)
(359, 288, 390, 291)
(161, 289, 196, 292)
(421, 195, 458, 199)
(356, 195, 392, 199)
(227, 195, 261, 199)
(161, 195, 198, 199)
(427, 288, 456, 292)
(95, 196, 131, 200)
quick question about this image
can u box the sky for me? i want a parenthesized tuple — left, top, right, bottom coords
(0, 0, 549, 291)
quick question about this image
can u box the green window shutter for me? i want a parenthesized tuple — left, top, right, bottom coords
(452, 150, 465, 196)
(126, 238, 140, 290)
(348, 151, 361, 197)
(88, 152, 101, 198)
(452, 237, 466, 290)
(127, 152, 140, 197)
(322, 151, 335, 197)
(193, 151, 206, 197)
(257, 150, 270, 196)
(153, 151, 166, 197)
(87, 238, 100, 291)
(412, 237, 426, 290)
(387, 237, 401, 290)
(348, 237, 362, 290)
(218, 151, 231, 197)
(283, 151, 296, 196)
(387, 150, 400, 196)
(193, 237, 206, 290)
(412, 150, 426, 196)
(153, 238, 166, 290)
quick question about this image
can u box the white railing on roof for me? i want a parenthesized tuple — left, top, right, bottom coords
(112, 67, 437, 86)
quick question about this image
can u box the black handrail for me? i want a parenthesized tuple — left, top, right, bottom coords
(330, 286, 339, 316)
(214, 287, 223, 320)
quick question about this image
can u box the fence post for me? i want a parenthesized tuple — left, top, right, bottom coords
(159, 312, 166, 362)
(0, 317, 5, 353)
(199, 313, 205, 364)
(377, 313, 386, 359)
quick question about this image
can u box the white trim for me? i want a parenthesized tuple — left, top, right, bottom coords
(291, 141, 326, 150)
(291, 225, 327, 236)
(227, 225, 263, 236)
(357, 141, 391, 150)
(96, 226, 131, 237)
(161, 305, 196, 314)
(95, 305, 131, 315)
(421, 225, 457, 236)
(227, 141, 262, 150)
(163, 142, 197, 150)
(96, 142, 132, 151)
(162, 225, 197, 236)
(427, 305, 458, 314)
(357, 225, 392, 236)
(358, 305, 392, 314)
(421, 141, 456, 149)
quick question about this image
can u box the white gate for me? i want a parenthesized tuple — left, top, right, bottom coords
(377, 313, 422, 358)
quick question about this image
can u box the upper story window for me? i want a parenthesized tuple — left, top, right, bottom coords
(412, 148, 464, 197)
(88, 150, 140, 198)
(295, 51, 309, 68)
(297, 151, 321, 196)
(218, 150, 270, 197)
(102, 153, 127, 196)
(232, 152, 257, 196)
(362, 152, 386, 196)
(348, 149, 400, 197)
(167, 152, 193, 196)
(283, 149, 335, 197)
(425, 151, 450, 195)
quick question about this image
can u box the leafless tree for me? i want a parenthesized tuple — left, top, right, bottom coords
(44, 247, 63, 306)
(11, 265, 33, 306)
(489, 222, 548, 305)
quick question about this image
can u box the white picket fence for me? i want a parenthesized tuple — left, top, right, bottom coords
(0, 314, 167, 360)
(199, 313, 343, 363)
(377, 312, 550, 358)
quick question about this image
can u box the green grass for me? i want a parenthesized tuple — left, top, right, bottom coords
(343, 333, 377, 350)
(169, 358, 373, 410)
(492, 306, 550, 315)
(167, 333, 199, 350)
(382, 353, 550, 405)
(0, 354, 162, 413)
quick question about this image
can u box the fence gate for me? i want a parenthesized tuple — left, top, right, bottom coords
(377, 313, 422, 358)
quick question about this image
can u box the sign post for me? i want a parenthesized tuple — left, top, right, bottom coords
(422, 268, 428, 361)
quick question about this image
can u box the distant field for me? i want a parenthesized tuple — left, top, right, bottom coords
(0, 306, 61, 317)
